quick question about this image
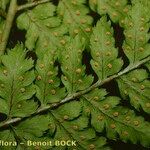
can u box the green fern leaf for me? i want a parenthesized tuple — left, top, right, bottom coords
(0, 102, 110, 150)
(90, 16, 123, 80)
(117, 69, 150, 113)
(17, 0, 93, 55)
(0, 130, 16, 150)
(82, 88, 150, 147)
(132, 0, 150, 13)
(122, 1, 150, 63)
(53, 101, 82, 120)
(15, 115, 50, 139)
(57, 0, 93, 45)
(0, 44, 37, 117)
(89, 0, 129, 23)
(35, 51, 66, 105)
(61, 35, 93, 94)
(0, 115, 50, 150)
(49, 101, 110, 150)
(0, 0, 150, 149)
(16, 3, 63, 55)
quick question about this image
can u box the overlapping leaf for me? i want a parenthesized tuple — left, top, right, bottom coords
(90, 16, 123, 80)
(0, 44, 37, 117)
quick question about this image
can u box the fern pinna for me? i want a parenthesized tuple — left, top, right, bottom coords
(0, 0, 150, 150)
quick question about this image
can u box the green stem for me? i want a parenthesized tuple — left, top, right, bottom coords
(0, 0, 17, 56)
(17, 0, 51, 11)
(0, 56, 149, 128)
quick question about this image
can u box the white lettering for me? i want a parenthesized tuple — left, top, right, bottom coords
(27, 140, 52, 146)
(0, 140, 17, 146)
(54, 140, 76, 146)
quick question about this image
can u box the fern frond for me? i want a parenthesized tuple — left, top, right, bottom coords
(0, 130, 16, 150)
(117, 69, 150, 113)
(0, 115, 50, 150)
(16, 0, 93, 54)
(82, 88, 150, 147)
(89, 0, 129, 23)
(0, 44, 37, 117)
(16, 3, 63, 55)
(35, 51, 66, 105)
(61, 35, 93, 94)
(90, 16, 123, 80)
(15, 115, 49, 139)
(0, 1, 149, 149)
(132, 0, 150, 13)
(48, 101, 110, 150)
(0, 101, 110, 150)
(57, 0, 93, 45)
(122, 1, 150, 63)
